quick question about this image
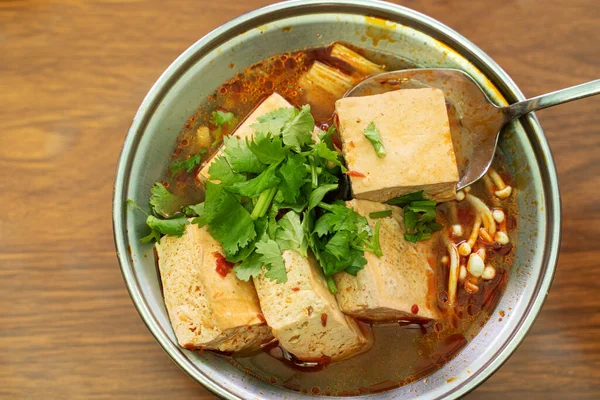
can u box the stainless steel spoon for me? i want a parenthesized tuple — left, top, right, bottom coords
(345, 69, 600, 190)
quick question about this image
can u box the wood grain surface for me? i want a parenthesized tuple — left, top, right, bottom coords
(1, 0, 599, 398)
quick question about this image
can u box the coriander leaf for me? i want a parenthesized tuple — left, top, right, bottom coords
(206, 189, 256, 258)
(266, 205, 280, 239)
(207, 156, 246, 185)
(313, 204, 354, 236)
(363, 121, 386, 158)
(187, 203, 207, 227)
(281, 105, 314, 152)
(387, 191, 425, 206)
(183, 203, 204, 217)
(223, 135, 265, 173)
(318, 125, 337, 150)
(126, 199, 149, 216)
(170, 150, 207, 175)
(251, 107, 297, 135)
(406, 201, 436, 219)
(203, 181, 225, 222)
(404, 209, 418, 231)
(275, 211, 307, 257)
(405, 232, 432, 243)
(149, 182, 187, 218)
(313, 141, 345, 170)
(369, 209, 392, 219)
(325, 230, 351, 260)
(308, 184, 338, 210)
(428, 222, 443, 232)
(227, 163, 281, 197)
(234, 252, 264, 281)
(248, 131, 288, 164)
(256, 239, 287, 283)
(314, 213, 342, 237)
(277, 154, 308, 204)
(211, 110, 235, 127)
(146, 215, 189, 237)
(226, 216, 269, 263)
(318, 247, 367, 277)
(302, 208, 316, 244)
(399, 195, 441, 243)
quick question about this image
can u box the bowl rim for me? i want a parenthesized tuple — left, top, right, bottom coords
(112, 0, 561, 398)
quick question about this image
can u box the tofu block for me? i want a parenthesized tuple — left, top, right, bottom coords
(253, 250, 372, 362)
(198, 92, 319, 185)
(334, 200, 439, 321)
(335, 88, 459, 202)
(156, 222, 273, 352)
(197, 93, 291, 185)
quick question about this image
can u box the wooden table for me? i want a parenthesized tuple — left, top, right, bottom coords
(2, 0, 599, 398)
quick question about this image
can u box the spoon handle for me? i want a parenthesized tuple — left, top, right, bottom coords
(504, 79, 600, 120)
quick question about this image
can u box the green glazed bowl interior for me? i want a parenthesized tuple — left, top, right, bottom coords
(113, 1, 561, 398)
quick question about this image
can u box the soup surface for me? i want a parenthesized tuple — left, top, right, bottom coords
(154, 43, 517, 395)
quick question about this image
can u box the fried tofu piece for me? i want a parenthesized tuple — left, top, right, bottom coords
(253, 250, 372, 362)
(334, 200, 439, 321)
(335, 88, 459, 202)
(156, 222, 273, 352)
(197, 93, 320, 185)
(197, 93, 292, 185)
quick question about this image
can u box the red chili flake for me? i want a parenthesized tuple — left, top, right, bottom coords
(321, 313, 328, 327)
(411, 304, 419, 314)
(257, 313, 266, 323)
(347, 170, 366, 178)
(291, 287, 300, 292)
(213, 252, 234, 277)
(197, 347, 204, 356)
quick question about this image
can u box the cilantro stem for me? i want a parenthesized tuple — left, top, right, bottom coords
(126, 199, 149, 216)
(309, 156, 318, 188)
(317, 202, 334, 212)
(373, 220, 383, 257)
(251, 187, 277, 220)
(325, 275, 338, 294)
(369, 209, 392, 219)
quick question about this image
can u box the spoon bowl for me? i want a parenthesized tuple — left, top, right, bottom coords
(345, 68, 600, 189)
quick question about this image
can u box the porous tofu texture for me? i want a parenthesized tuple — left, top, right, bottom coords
(156, 222, 272, 352)
(335, 88, 459, 202)
(334, 200, 439, 321)
(254, 250, 372, 362)
(197, 93, 320, 185)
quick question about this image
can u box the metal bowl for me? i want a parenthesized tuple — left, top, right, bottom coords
(113, 0, 561, 398)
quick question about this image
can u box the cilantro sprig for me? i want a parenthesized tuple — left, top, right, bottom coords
(129, 104, 385, 292)
(387, 191, 442, 243)
(126, 184, 191, 244)
(306, 201, 380, 293)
